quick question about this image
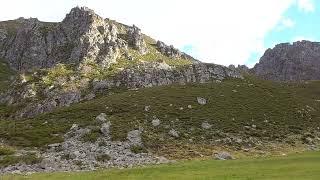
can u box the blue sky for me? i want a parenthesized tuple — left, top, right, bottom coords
(0, 0, 318, 67)
(246, 0, 319, 66)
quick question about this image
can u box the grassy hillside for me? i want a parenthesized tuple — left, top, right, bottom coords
(0, 76, 319, 158)
(4, 151, 320, 180)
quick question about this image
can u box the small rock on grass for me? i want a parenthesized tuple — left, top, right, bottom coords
(197, 97, 207, 105)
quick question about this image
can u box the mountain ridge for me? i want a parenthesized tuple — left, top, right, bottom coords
(253, 40, 320, 81)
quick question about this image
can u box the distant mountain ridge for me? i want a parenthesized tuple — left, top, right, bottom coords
(253, 40, 320, 81)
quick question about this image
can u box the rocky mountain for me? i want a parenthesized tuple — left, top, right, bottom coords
(0, 7, 242, 118)
(0, 7, 320, 175)
(253, 40, 320, 81)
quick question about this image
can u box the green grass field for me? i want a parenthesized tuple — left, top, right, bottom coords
(3, 151, 320, 180)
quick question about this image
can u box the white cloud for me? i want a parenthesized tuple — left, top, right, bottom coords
(297, 0, 315, 12)
(0, 0, 295, 66)
(278, 18, 296, 30)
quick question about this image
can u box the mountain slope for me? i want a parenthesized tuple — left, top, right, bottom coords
(0, 76, 319, 152)
(0, 7, 243, 119)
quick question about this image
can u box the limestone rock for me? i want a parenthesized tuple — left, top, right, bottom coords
(127, 25, 147, 54)
(96, 113, 107, 123)
(201, 122, 212, 129)
(0, 7, 125, 71)
(144, 105, 150, 112)
(214, 152, 233, 160)
(100, 122, 111, 137)
(168, 129, 179, 138)
(197, 97, 207, 105)
(151, 118, 160, 127)
(155, 41, 197, 61)
(127, 130, 142, 146)
(253, 40, 320, 81)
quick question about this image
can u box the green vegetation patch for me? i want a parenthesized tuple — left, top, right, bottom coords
(130, 145, 148, 154)
(0, 153, 42, 168)
(3, 152, 320, 180)
(82, 128, 101, 143)
(0, 146, 15, 156)
(96, 154, 111, 162)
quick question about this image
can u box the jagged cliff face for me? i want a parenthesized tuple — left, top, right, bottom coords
(253, 40, 320, 81)
(0, 7, 131, 71)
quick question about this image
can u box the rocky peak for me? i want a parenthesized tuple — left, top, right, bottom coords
(0, 6, 201, 72)
(65, 6, 96, 18)
(61, 6, 105, 37)
(127, 25, 148, 54)
(58, 6, 125, 67)
(253, 40, 320, 81)
(156, 41, 183, 59)
(0, 6, 128, 71)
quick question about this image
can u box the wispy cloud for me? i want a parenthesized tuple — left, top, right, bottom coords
(297, 0, 315, 12)
(280, 18, 296, 29)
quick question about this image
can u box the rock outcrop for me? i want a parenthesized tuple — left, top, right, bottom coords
(7, 63, 242, 119)
(253, 40, 320, 81)
(93, 63, 242, 91)
(0, 123, 170, 174)
(127, 25, 148, 54)
(0, 7, 127, 71)
(156, 41, 197, 61)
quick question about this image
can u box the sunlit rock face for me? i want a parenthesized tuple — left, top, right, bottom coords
(0, 7, 127, 71)
(253, 40, 320, 81)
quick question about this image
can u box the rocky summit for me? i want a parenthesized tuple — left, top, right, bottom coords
(0, 7, 126, 71)
(253, 40, 320, 81)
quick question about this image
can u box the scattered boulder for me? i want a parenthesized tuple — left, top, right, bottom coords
(214, 152, 234, 160)
(100, 122, 111, 137)
(168, 129, 179, 138)
(144, 105, 151, 112)
(127, 130, 142, 146)
(201, 122, 212, 129)
(70, 124, 79, 131)
(96, 113, 107, 123)
(197, 97, 207, 105)
(47, 143, 61, 149)
(151, 118, 160, 127)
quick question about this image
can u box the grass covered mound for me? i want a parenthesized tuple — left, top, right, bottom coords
(0, 76, 319, 156)
(3, 151, 320, 180)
